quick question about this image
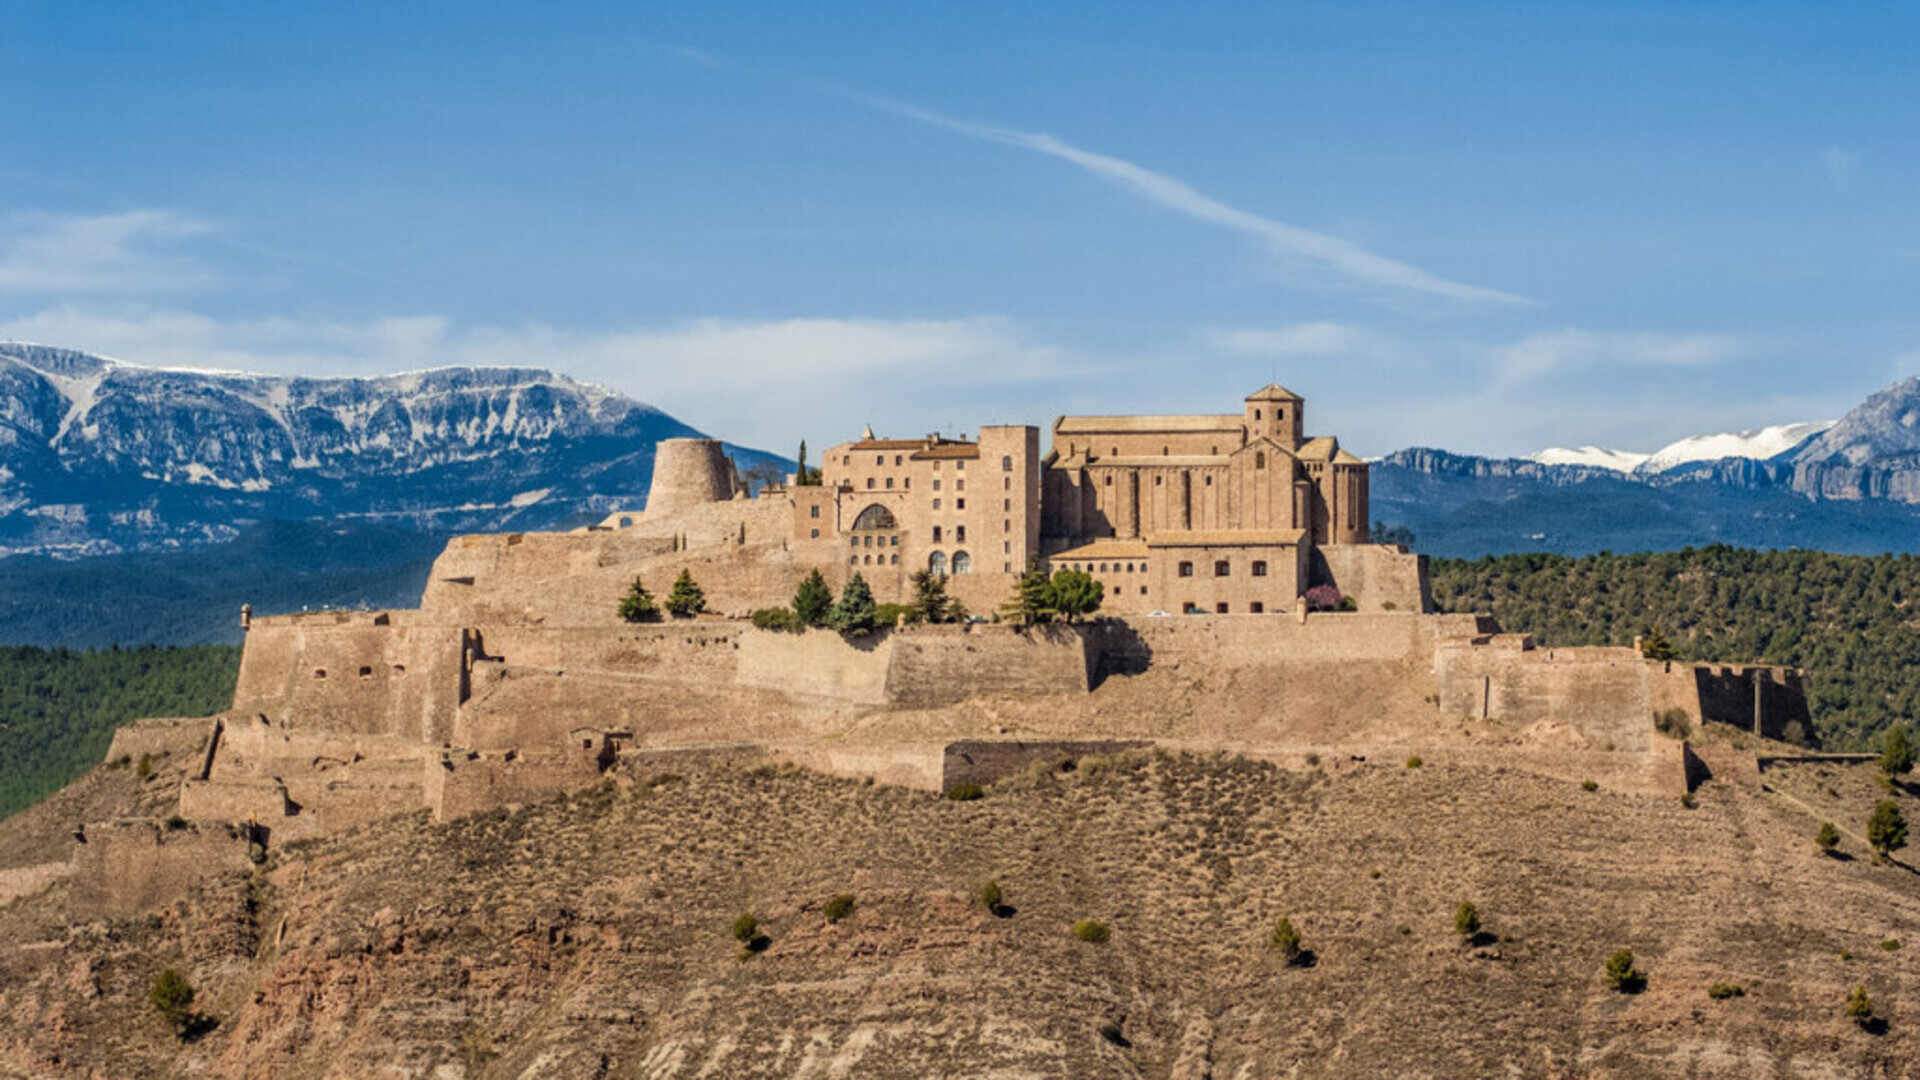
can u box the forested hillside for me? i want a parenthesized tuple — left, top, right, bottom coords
(0, 645, 240, 819)
(1431, 546, 1920, 750)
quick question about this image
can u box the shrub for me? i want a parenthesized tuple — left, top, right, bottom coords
(1817, 822, 1841, 854)
(1879, 937, 1902, 952)
(873, 602, 913, 627)
(1680, 791, 1697, 809)
(1336, 595, 1358, 612)
(972, 879, 1004, 914)
(1304, 752, 1321, 767)
(944, 782, 984, 801)
(617, 577, 660, 623)
(136, 752, 154, 781)
(1880, 724, 1915, 777)
(1405, 755, 1423, 769)
(108, 754, 131, 770)
(1582, 779, 1599, 793)
(1303, 585, 1343, 612)
(1867, 799, 1908, 859)
(792, 569, 833, 627)
(164, 815, 188, 831)
(148, 968, 194, 1034)
(1604, 949, 1646, 993)
(824, 894, 856, 924)
(1707, 981, 1745, 1000)
(730, 913, 759, 943)
(665, 570, 707, 618)
(1653, 708, 1692, 739)
(1453, 901, 1480, 941)
(1072, 918, 1111, 944)
(1269, 916, 1305, 966)
(750, 607, 800, 632)
(1639, 628, 1677, 661)
(1846, 984, 1874, 1025)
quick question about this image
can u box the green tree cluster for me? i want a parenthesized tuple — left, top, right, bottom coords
(617, 577, 660, 623)
(997, 565, 1104, 625)
(1430, 546, 1920, 749)
(0, 644, 238, 820)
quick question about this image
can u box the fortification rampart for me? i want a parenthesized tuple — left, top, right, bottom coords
(67, 819, 251, 918)
(1312, 544, 1431, 613)
(104, 716, 217, 764)
(887, 624, 1093, 705)
(233, 614, 464, 743)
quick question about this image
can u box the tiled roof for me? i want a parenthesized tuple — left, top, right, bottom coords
(1049, 538, 1152, 560)
(910, 444, 981, 460)
(1244, 383, 1303, 401)
(1296, 437, 1338, 460)
(1054, 414, 1243, 435)
(848, 438, 937, 451)
(1143, 529, 1306, 547)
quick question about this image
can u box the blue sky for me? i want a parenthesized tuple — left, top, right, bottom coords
(4, 1, 1918, 457)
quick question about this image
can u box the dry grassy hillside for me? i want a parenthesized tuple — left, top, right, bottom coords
(2, 751, 1918, 1079)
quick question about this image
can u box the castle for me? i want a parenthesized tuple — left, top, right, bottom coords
(39, 382, 1815, 917)
(638, 385, 1403, 617)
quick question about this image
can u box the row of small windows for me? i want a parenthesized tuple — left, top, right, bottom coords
(851, 553, 902, 566)
(850, 533, 901, 548)
(1184, 602, 1267, 614)
(1176, 559, 1268, 578)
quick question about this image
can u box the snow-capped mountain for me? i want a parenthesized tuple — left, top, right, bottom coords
(0, 342, 784, 557)
(1531, 446, 1651, 472)
(1532, 420, 1834, 476)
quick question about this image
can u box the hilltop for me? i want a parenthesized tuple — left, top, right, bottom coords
(1, 748, 1916, 1077)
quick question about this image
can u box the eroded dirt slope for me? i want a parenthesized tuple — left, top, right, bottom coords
(2, 752, 1918, 1078)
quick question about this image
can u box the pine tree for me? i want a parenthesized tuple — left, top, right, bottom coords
(999, 563, 1054, 626)
(909, 569, 955, 624)
(665, 570, 707, 618)
(829, 573, 878, 635)
(792, 569, 833, 627)
(1047, 568, 1104, 624)
(1639, 628, 1677, 661)
(617, 577, 660, 623)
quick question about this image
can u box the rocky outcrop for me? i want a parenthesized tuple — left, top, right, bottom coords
(1789, 376, 1920, 502)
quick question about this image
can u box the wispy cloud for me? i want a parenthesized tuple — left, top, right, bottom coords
(1204, 322, 1408, 361)
(1495, 329, 1745, 386)
(0, 210, 215, 294)
(852, 95, 1529, 307)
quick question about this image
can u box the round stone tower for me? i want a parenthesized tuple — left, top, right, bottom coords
(646, 437, 740, 516)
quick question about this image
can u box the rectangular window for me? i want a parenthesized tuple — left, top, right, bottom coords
(932, 526, 943, 542)
(956, 498, 966, 510)
(866, 478, 874, 489)
(1004, 477, 1011, 490)
(1004, 561, 1011, 572)
(1003, 540, 1010, 553)
(1003, 498, 1010, 511)
(957, 525, 967, 541)
(809, 505, 820, 519)
(875, 455, 884, 465)
(1250, 601, 1264, 613)
(1251, 560, 1267, 577)
(1139, 586, 1147, 595)
(1178, 561, 1194, 578)
(895, 455, 902, 465)
(933, 498, 941, 509)
(810, 528, 820, 539)
(1003, 519, 1010, 532)
(1216, 602, 1229, 614)
(957, 479, 965, 491)
(886, 477, 894, 489)
(956, 461, 965, 471)
(890, 536, 899, 547)
(1214, 560, 1230, 576)
(933, 479, 942, 491)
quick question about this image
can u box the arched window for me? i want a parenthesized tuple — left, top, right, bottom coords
(1001, 455, 1013, 471)
(1256, 452, 1266, 469)
(928, 551, 948, 576)
(952, 551, 971, 574)
(852, 504, 897, 531)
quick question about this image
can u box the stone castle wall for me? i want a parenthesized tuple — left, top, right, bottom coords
(1313, 544, 1432, 612)
(67, 819, 251, 918)
(232, 613, 464, 743)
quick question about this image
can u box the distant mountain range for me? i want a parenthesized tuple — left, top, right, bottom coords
(0, 343, 785, 558)
(5, 339, 1920, 643)
(1374, 375, 1920, 557)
